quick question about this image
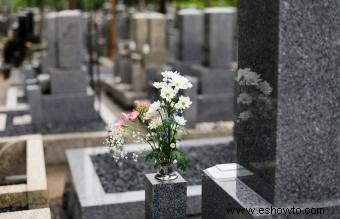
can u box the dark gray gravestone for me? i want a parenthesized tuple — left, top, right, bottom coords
(203, 7, 237, 68)
(115, 2, 129, 40)
(131, 53, 146, 92)
(44, 12, 57, 69)
(56, 10, 83, 68)
(177, 9, 204, 64)
(145, 65, 161, 102)
(203, 1, 340, 218)
(26, 85, 43, 126)
(145, 172, 187, 219)
(185, 64, 235, 95)
(182, 76, 198, 129)
(118, 54, 132, 84)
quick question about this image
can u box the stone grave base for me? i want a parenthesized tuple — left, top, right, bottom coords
(101, 78, 147, 109)
(0, 135, 48, 210)
(197, 94, 235, 122)
(40, 90, 97, 125)
(170, 60, 235, 94)
(169, 60, 235, 122)
(202, 167, 340, 219)
(63, 137, 235, 219)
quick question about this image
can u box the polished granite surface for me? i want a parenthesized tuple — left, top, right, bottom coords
(236, 0, 340, 205)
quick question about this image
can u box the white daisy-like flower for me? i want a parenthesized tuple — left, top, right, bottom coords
(129, 41, 136, 51)
(170, 74, 192, 90)
(142, 44, 150, 55)
(161, 71, 179, 81)
(170, 143, 176, 149)
(148, 117, 162, 130)
(160, 85, 177, 101)
(175, 116, 186, 126)
(175, 96, 192, 110)
(146, 100, 160, 117)
(153, 81, 166, 89)
(239, 111, 252, 121)
(258, 81, 273, 96)
(237, 68, 261, 86)
(237, 93, 253, 105)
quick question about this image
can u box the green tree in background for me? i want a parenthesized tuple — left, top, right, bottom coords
(9, 0, 237, 12)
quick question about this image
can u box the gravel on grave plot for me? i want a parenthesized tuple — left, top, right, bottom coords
(0, 110, 106, 137)
(91, 143, 232, 193)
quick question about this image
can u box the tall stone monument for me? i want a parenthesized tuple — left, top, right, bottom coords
(28, 10, 97, 130)
(202, 1, 340, 218)
(171, 7, 237, 124)
(104, 12, 167, 109)
(177, 9, 204, 64)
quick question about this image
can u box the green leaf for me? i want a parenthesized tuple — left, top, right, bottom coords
(171, 150, 187, 171)
(145, 151, 154, 161)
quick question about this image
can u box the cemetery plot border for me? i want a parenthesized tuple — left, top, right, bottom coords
(64, 137, 235, 219)
(0, 135, 48, 210)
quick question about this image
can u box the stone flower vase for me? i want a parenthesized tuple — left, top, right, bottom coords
(155, 163, 178, 181)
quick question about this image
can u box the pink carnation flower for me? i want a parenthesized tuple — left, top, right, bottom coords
(114, 120, 126, 129)
(129, 111, 139, 120)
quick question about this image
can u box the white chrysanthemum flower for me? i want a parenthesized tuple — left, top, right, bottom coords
(259, 81, 273, 96)
(239, 111, 252, 121)
(142, 44, 150, 55)
(148, 117, 162, 130)
(161, 71, 179, 81)
(170, 143, 176, 149)
(175, 96, 192, 110)
(129, 41, 136, 51)
(175, 116, 186, 126)
(146, 100, 160, 116)
(237, 68, 261, 86)
(237, 93, 253, 105)
(153, 82, 166, 89)
(160, 85, 177, 101)
(170, 74, 192, 90)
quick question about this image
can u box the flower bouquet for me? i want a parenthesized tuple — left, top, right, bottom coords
(105, 71, 193, 181)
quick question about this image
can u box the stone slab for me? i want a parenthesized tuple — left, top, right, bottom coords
(145, 172, 187, 219)
(0, 208, 51, 219)
(101, 79, 147, 109)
